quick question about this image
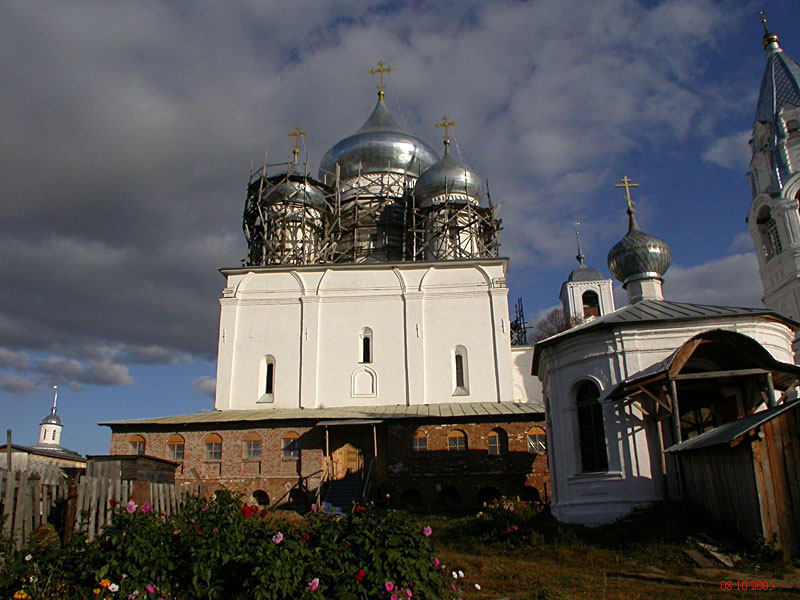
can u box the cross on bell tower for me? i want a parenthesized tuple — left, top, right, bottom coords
(287, 125, 307, 162)
(435, 115, 457, 150)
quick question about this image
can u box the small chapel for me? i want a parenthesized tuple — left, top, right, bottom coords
(103, 19, 800, 542)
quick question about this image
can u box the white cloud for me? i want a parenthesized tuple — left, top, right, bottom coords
(665, 252, 762, 307)
(193, 376, 216, 399)
(702, 129, 751, 170)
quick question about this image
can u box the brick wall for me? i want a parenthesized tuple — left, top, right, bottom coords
(108, 415, 549, 510)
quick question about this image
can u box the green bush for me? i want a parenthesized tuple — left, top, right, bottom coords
(0, 492, 447, 600)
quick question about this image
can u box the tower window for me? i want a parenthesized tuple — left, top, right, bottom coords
(576, 381, 608, 473)
(757, 206, 783, 261)
(582, 291, 600, 318)
(360, 327, 373, 363)
(265, 362, 274, 395)
(51, 430, 56, 440)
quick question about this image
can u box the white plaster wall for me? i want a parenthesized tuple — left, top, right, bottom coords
(511, 346, 542, 403)
(538, 316, 796, 526)
(214, 260, 515, 410)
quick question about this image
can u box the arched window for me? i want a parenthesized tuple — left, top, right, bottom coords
(447, 430, 467, 452)
(487, 428, 508, 456)
(243, 432, 261, 459)
(167, 434, 185, 461)
(258, 355, 276, 403)
(51, 429, 57, 440)
(360, 327, 373, 364)
(527, 426, 547, 453)
(282, 432, 300, 460)
(575, 381, 608, 473)
(452, 346, 469, 395)
(253, 490, 270, 507)
(204, 433, 222, 461)
(757, 206, 782, 261)
(129, 435, 145, 456)
(411, 430, 427, 453)
(582, 291, 600, 318)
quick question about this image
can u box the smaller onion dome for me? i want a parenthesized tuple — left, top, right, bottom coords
(568, 255, 604, 282)
(607, 211, 671, 285)
(40, 410, 62, 426)
(414, 148, 483, 208)
(261, 166, 326, 210)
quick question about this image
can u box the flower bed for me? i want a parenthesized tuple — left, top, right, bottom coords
(0, 491, 451, 600)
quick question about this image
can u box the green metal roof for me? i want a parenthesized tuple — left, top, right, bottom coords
(99, 401, 544, 429)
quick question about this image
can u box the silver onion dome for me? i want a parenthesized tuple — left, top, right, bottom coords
(319, 99, 439, 185)
(607, 213, 671, 285)
(414, 149, 483, 208)
(41, 411, 62, 426)
(261, 168, 326, 210)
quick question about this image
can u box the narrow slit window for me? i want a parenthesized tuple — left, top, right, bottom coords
(455, 354, 465, 388)
(360, 328, 373, 363)
(265, 362, 274, 395)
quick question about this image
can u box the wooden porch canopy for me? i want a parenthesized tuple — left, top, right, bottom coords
(318, 419, 383, 459)
(606, 329, 800, 444)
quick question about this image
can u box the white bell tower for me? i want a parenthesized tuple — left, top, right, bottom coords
(559, 222, 615, 323)
(747, 15, 800, 322)
(37, 385, 63, 447)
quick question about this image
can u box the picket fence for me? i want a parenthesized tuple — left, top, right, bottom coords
(1, 470, 202, 548)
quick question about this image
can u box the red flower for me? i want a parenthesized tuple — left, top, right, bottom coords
(353, 504, 366, 512)
(355, 569, 366, 582)
(242, 505, 258, 518)
(109, 498, 117, 508)
(260, 509, 268, 518)
(301, 533, 310, 542)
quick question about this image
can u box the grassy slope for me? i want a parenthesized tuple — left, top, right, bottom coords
(420, 504, 800, 600)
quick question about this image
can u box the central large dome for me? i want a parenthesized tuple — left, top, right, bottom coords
(319, 99, 439, 186)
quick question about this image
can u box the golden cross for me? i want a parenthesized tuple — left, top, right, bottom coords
(760, 10, 769, 33)
(435, 115, 457, 148)
(614, 175, 639, 213)
(287, 125, 307, 159)
(369, 60, 393, 100)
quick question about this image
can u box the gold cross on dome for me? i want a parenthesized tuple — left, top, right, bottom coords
(369, 60, 393, 100)
(614, 175, 639, 213)
(760, 10, 769, 33)
(287, 125, 307, 159)
(435, 115, 457, 148)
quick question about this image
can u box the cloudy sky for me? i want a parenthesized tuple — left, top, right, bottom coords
(2, 0, 798, 456)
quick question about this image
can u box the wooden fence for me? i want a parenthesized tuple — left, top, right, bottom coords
(1, 470, 202, 548)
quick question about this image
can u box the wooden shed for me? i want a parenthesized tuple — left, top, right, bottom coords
(86, 455, 179, 484)
(666, 400, 800, 555)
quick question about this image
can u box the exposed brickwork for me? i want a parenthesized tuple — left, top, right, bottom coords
(108, 415, 549, 509)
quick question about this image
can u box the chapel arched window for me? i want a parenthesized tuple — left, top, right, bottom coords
(576, 381, 608, 473)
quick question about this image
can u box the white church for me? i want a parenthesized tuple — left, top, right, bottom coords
(104, 22, 800, 538)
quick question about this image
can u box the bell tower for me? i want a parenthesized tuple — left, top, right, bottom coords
(747, 14, 800, 321)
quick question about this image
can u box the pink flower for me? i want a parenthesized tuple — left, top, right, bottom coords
(272, 532, 284, 544)
(434, 557, 440, 567)
(145, 585, 155, 594)
(391, 595, 398, 600)
(310, 503, 317, 512)
(140, 504, 152, 514)
(126, 500, 138, 514)
(422, 525, 432, 537)
(406, 589, 413, 597)
(308, 578, 319, 591)
(385, 581, 394, 592)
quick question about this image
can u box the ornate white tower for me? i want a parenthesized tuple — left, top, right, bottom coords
(747, 15, 800, 321)
(37, 385, 63, 448)
(559, 223, 615, 322)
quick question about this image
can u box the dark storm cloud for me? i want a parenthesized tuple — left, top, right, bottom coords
(0, 0, 750, 394)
